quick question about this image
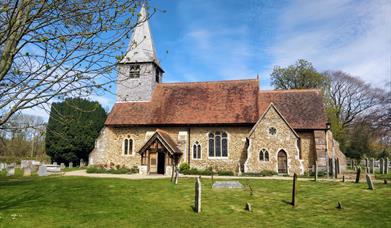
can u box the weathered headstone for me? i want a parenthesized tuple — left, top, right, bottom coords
(337, 201, 342, 209)
(38, 165, 47, 176)
(314, 161, 318, 182)
(194, 177, 201, 213)
(6, 165, 15, 176)
(212, 181, 244, 189)
(69, 162, 73, 168)
(365, 174, 374, 190)
(342, 175, 345, 182)
(380, 158, 384, 174)
(370, 158, 375, 174)
(291, 173, 297, 206)
(384, 179, 388, 185)
(53, 162, 57, 166)
(60, 163, 65, 170)
(385, 158, 389, 174)
(0, 163, 5, 171)
(174, 168, 179, 185)
(23, 167, 32, 176)
(355, 167, 361, 183)
(245, 202, 252, 212)
(80, 159, 85, 168)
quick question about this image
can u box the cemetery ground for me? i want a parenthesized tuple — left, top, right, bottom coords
(0, 175, 390, 227)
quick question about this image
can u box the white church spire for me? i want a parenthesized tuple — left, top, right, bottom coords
(120, 5, 159, 64)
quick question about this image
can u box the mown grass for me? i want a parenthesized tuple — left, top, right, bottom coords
(0, 175, 390, 227)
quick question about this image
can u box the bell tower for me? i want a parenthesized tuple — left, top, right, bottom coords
(116, 6, 164, 102)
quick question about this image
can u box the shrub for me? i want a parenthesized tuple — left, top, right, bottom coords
(179, 163, 190, 172)
(259, 170, 277, 176)
(217, 170, 234, 176)
(180, 166, 213, 176)
(86, 165, 136, 174)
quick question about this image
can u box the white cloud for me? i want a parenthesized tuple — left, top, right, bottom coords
(265, 0, 391, 88)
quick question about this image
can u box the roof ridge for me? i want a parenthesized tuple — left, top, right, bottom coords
(160, 78, 259, 86)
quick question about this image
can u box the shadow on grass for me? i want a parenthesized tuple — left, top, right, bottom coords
(281, 199, 294, 206)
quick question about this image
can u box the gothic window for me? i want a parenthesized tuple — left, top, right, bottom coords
(208, 131, 228, 158)
(259, 149, 269, 161)
(269, 127, 277, 135)
(123, 138, 133, 155)
(193, 141, 201, 159)
(129, 64, 140, 78)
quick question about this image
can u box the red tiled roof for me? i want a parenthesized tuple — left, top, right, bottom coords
(258, 90, 327, 129)
(105, 80, 327, 129)
(106, 79, 260, 125)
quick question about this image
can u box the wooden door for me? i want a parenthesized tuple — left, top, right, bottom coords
(149, 152, 157, 173)
(278, 150, 287, 174)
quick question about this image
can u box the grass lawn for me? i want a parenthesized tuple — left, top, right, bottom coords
(0, 176, 390, 227)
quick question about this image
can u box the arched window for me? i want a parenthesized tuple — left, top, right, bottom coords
(193, 141, 201, 159)
(208, 133, 214, 157)
(259, 149, 269, 161)
(208, 131, 228, 158)
(123, 138, 133, 155)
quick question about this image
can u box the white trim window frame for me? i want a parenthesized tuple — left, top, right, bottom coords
(123, 138, 134, 156)
(208, 131, 229, 159)
(192, 141, 202, 160)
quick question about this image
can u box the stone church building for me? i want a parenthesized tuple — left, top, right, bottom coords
(89, 6, 346, 176)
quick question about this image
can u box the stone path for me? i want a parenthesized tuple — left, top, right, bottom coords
(64, 170, 385, 182)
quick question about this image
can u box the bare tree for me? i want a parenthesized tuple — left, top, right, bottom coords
(324, 71, 383, 129)
(0, 0, 154, 128)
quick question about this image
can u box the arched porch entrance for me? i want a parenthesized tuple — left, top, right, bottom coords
(277, 150, 288, 174)
(138, 130, 182, 175)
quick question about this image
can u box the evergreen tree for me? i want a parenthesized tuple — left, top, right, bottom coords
(46, 98, 106, 164)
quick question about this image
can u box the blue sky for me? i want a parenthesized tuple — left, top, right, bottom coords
(25, 0, 391, 118)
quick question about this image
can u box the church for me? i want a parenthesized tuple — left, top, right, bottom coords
(89, 6, 346, 176)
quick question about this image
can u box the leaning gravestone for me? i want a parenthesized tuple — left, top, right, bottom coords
(212, 181, 244, 189)
(245, 202, 252, 212)
(380, 158, 384, 174)
(69, 162, 73, 168)
(365, 174, 374, 190)
(355, 167, 361, 183)
(23, 167, 32, 176)
(38, 165, 47, 176)
(385, 158, 389, 174)
(7, 165, 15, 176)
(194, 177, 201, 213)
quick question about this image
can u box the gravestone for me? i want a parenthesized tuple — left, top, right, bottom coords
(53, 162, 57, 166)
(314, 161, 318, 182)
(69, 162, 73, 168)
(23, 167, 32, 176)
(0, 163, 5, 171)
(60, 163, 65, 170)
(245, 202, 252, 212)
(7, 165, 15, 176)
(174, 168, 179, 185)
(212, 181, 244, 189)
(365, 174, 374, 190)
(38, 165, 47, 176)
(380, 158, 384, 174)
(291, 173, 297, 206)
(370, 158, 375, 174)
(194, 177, 201, 213)
(355, 167, 361, 183)
(342, 175, 345, 182)
(385, 158, 389, 174)
(80, 159, 85, 168)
